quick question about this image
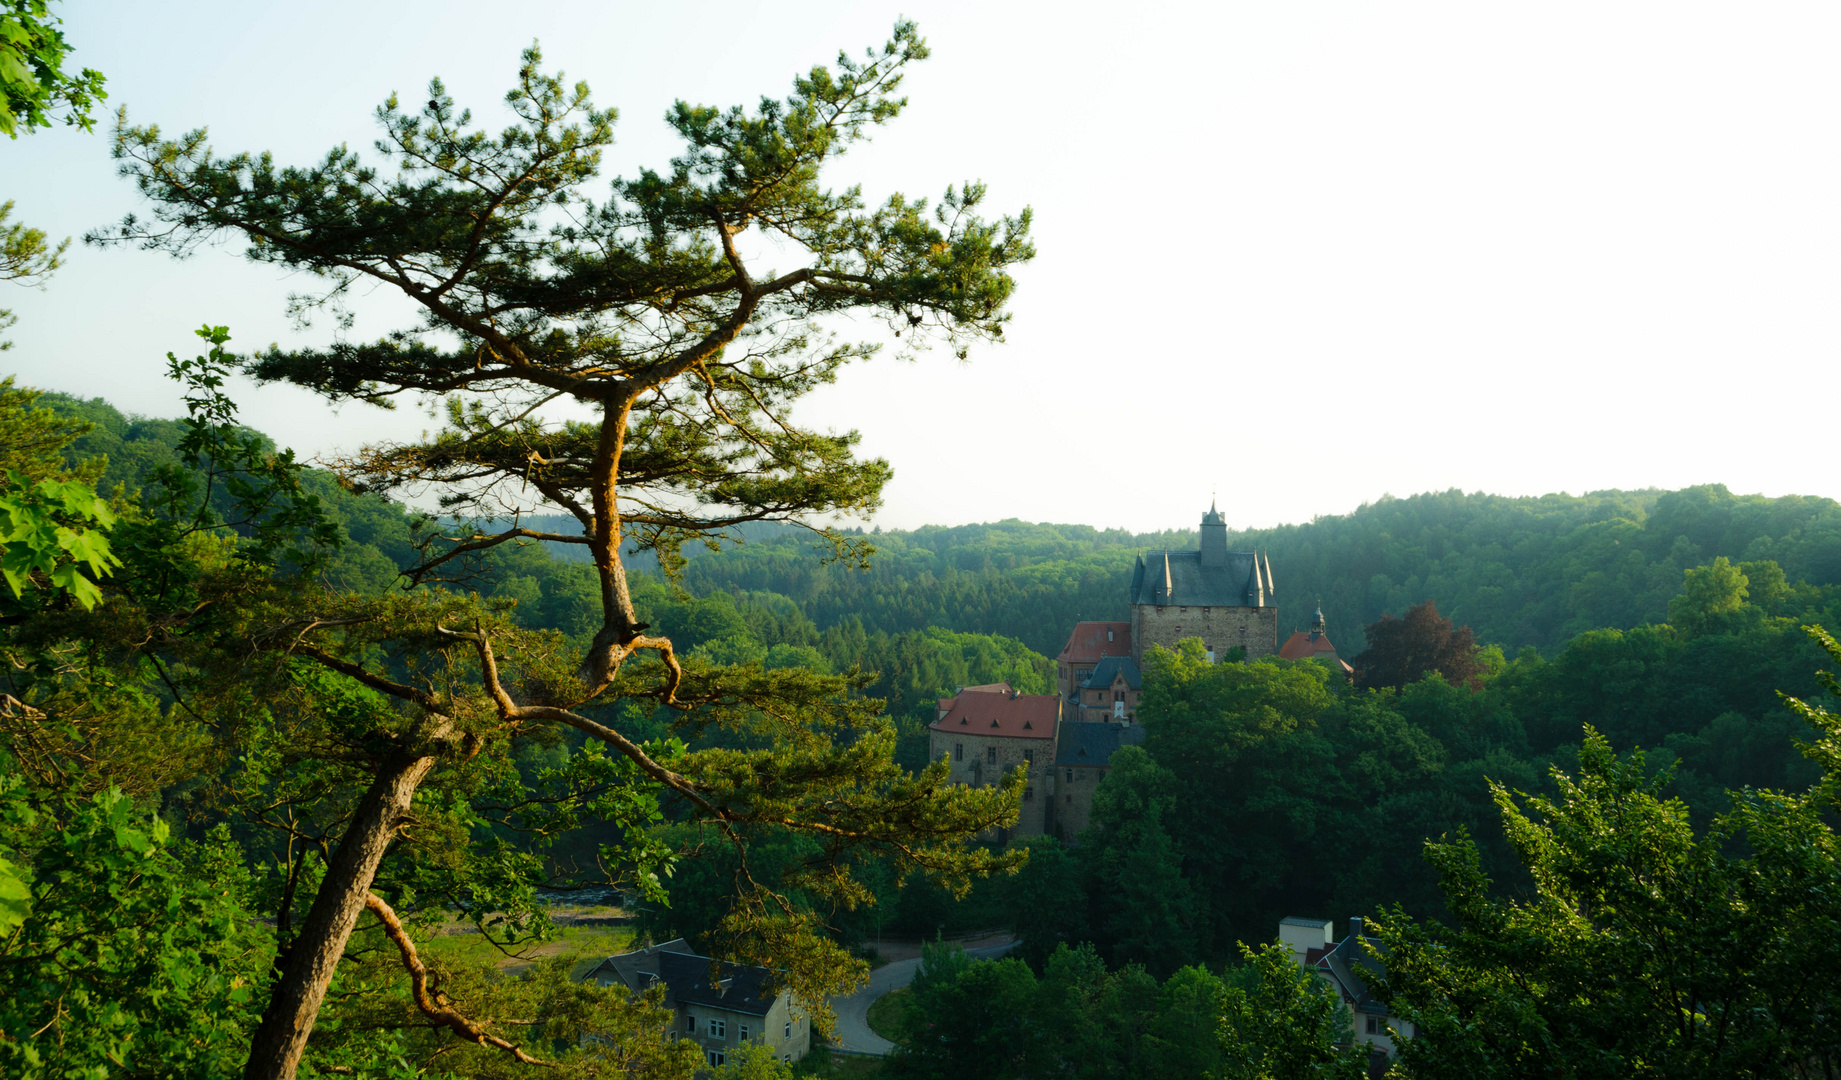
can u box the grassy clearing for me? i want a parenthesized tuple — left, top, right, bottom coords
(421, 920, 633, 979)
(865, 987, 914, 1043)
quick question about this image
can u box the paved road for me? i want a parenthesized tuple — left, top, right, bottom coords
(829, 940, 1017, 1057)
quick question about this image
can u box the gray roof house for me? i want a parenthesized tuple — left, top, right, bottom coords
(582, 940, 812, 1068)
(1279, 917, 1413, 1064)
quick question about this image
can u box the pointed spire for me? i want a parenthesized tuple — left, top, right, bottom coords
(1162, 549, 1174, 603)
(1244, 556, 1264, 606)
(1262, 551, 1276, 599)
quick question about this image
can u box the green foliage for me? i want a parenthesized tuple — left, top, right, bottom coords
(0, 0, 104, 136)
(1080, 746, 1204, 977)
(0, 467, 118, 609)
(0, 776, 270, 1078)
(1217, 943, 1366, 1080)
(1371, 719, 1841, 1079)
(1668, 554, 1749, 638)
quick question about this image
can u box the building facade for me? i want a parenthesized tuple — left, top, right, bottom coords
(582, 939, 813, 1068)
(1072, 655, 1142, 723)
(927, 685, 1057, 836)
(1056, 621, 1132, 702)
(1046, 720, 1146, 839)
(1279, 917, 1413, 1061)
(1130, 504, 1279, 663)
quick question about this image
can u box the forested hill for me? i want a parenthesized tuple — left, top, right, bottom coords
(44, 389, 1841, 659)
(534, 487, 1841, 656)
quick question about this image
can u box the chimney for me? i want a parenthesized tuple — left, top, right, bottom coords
(1349, 916, 1364, 944)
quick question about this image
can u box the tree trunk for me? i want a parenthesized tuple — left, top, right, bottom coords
(243, 748, 440, 1080)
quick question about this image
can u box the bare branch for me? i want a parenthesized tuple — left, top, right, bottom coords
(365, 893, 556, 1068)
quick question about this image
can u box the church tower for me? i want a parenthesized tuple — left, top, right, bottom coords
(1128, 503, 1280, 664)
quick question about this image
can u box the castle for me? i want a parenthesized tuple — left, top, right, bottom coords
(929, 503, 1343, 841)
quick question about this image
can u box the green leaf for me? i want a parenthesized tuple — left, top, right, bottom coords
(0, 855, 31, 934)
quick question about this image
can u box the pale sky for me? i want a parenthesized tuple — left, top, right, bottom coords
(5, 1, 1838, 533)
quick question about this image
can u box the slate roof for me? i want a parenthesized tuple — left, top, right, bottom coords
(582, 940, 786, 1018)
(1053, 720, 1146, 767)
(930, 690, 1058, 740)
(1130, 548, 1270, 608)
(1311, 920, 1392, 1016)
(657, 951, 782, 1017)
(1058, 622, 1133, 665)
(582, 938, 697, 994)
(1077, 655, 1142, 691)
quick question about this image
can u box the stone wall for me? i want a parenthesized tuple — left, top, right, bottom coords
(928, 728, 1051, 836)
(1049, 760, 1108, 839)
(1131, 602, 1279, 663)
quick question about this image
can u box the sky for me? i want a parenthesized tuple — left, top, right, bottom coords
(5, 1, 1839, 534)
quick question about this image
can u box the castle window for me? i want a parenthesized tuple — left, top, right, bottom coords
(1202, 607, 1210, 614)
(954, 742, 963, 761)
(1180, 607, 1188, 613)
(987, 747, 997, 765)
(1066, 794, 1073, 804)
(1024, 786, 1033, 800)
(1024, 749, 1033, 764)
(1066, 768, 1074, 782)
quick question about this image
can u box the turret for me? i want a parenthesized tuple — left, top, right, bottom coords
(1200, 501, 1228, 568)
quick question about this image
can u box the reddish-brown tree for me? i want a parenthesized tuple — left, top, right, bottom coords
(1351, 600, 1482, 691)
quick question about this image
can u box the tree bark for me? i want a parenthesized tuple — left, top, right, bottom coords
(243, 747, 442, 1080)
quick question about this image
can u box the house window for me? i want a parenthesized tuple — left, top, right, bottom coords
(1367, 1017, 1381, 1035)
(954, 742, 963, 761)
(709, 1017, 725, 1038)
(740, 1024, 750, 1041)
(708, 1050, 726, 1066)
(785, 1022, 792, 1039)
(987, 746, 997, 765)
(685, 1014, 696, 1033)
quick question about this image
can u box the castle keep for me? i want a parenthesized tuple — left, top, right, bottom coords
(1129, 502, 1279, 664)
(931, 502, 1304, 842)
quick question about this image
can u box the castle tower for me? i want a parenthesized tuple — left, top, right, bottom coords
(1128, 504, 1280, 664)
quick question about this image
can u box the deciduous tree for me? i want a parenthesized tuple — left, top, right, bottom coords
(1351, 600, 1481, 691)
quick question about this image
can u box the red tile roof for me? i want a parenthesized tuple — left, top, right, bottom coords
(929, 690, 1058, 740)
(1279, 632, 1354, 674)
(1058, 621, 1132, 664)
(937, 683, 1013, 716)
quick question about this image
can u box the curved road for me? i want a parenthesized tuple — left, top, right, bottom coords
(829, 939, 1017, 1057)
